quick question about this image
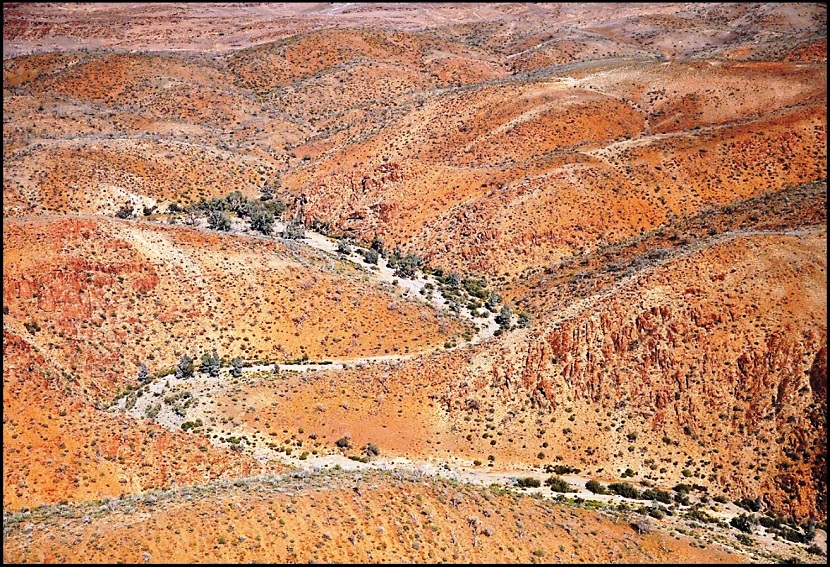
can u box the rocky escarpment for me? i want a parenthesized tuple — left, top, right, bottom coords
(453, 231, 826, 521)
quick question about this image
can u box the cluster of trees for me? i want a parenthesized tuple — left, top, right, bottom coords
(387, 246, 423, 278)
(198, 190, 285, 235)
(139, 351, 251, 382)
(166, 185, 287, 236)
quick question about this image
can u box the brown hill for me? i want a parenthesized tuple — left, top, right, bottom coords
(2, 2, 827, 563)
(3, 215, 463, 401)
(198, 224, 825, 521)
(1, 469, 745, 564)
(282, 58, 825, 280)
(2, 329, 263, 512)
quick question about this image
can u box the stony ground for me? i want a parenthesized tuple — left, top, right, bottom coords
(3, 2, 826, 564)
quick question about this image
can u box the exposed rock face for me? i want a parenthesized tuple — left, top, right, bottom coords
(809, 345, 827, 403)
(451, 232, 827, 521)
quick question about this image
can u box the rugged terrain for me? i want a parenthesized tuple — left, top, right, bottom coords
(3, 2, 827, 564)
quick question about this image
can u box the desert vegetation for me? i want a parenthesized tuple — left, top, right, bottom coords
(3, 2, 826, 564)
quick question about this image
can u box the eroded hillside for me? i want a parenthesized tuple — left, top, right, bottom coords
(3, 2, 827, 564)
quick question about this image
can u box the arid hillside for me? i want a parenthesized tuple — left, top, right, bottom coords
(3, 215, 462, 401)
(3, 2, 827, 564)
(167, 217, 825, 521)
(2, 329, 265, 513)
(2, 470, 746, 564)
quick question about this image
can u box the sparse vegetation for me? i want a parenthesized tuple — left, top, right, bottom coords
(2, 4, 826, 564)
(175, 354, 194, 379)
(544, 476, 575, 493)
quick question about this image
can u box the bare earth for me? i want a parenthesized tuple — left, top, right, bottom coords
(3, 2, 827, 564)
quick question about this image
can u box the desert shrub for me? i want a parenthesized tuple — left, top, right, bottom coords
(335, 435, 351, 449)
(806, 544, 824, 556)
(545, 476, 575, 493)
(283, 220, 305, 239)
(196, 197, 226, 214)
(647, 507, 665, 519)
(608, 482, 641, 500)
(734, 497, 763, 513)
(515, 477, 541, 488)
(207, 209, 232, 231)
(685, 507, 716, 523)
(585, 480, 608, 494)
(360, 248, 379, 264)
(642, 488, 672, 504)
(394, 254, 422, 278)
(181, 419, 203, 432)
(364, 443, 380, 457)
(263, 198, 286, 216)
(115, 202, 134, 219)
(370, 236, 385, 255)
(24, 321, 41, 335)
(199, 350, 221, 377)
(736, 533, 755, 546)
(135, 362, 150, 384)
(517, 312, 532, 328)
(462, 277, 488, 299)
(336, 238, 351, 255)
(260, 176, 279, 201)
(495, 305, 512, 328)
(485, 291, 501, 311)
(632, 515, 653, 534)
(145, 402, 161, 419)
(224, 190, 247, 213)
(546, 464, 581, 475)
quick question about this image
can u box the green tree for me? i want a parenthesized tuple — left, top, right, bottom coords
(495, 304, 513, 328)
(207, 209, 232, 231)
(230, 356, 244, 378)
(200, 350, 221, 377)
(138, 362, 150, 384)
(249, 209, 274, 235)
(175, 354, 194, 379)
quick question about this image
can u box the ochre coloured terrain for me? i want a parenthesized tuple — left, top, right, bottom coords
(3, 2, 827, 564)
